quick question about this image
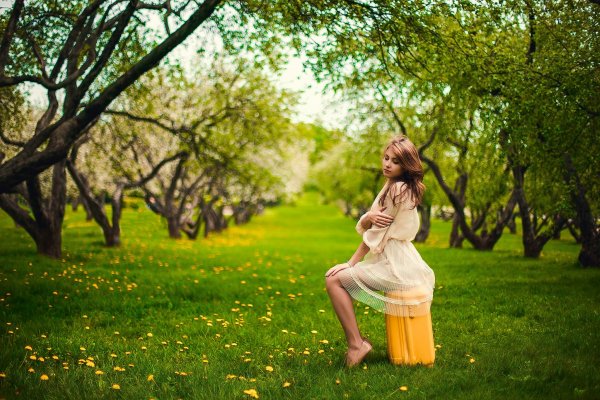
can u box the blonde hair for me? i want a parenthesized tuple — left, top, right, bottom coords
(379, 135, 425, 208)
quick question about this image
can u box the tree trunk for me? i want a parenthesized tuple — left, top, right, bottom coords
(35, 224, 62, 258)
(0, 161, 67, 258)
(66, 160, 121, 247)
(566, 220, 582, 244)
(563, 153, 599, 267)
(449, 214, 464, 248)
(167, 214, 181, 239)
(415, 202, 431, 243)
(507, 212, 517, 234)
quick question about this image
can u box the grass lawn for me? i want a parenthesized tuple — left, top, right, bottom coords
(1, 191, 599, 399)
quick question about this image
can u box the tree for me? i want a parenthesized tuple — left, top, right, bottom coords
(0, 0, 222, 192)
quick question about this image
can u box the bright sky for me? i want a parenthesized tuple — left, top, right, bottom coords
(272, 56, 347, 130)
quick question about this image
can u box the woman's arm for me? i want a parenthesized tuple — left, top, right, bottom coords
(348, 241, 370, 266)
(357, 207, 394, 233)
(325, 241, 370, 277)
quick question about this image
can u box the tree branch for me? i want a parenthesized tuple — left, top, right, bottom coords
(0, 0, 24, 76)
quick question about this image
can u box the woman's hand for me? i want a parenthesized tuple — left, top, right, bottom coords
(325, 262, 351, 277)
(366, 206, 394, 228)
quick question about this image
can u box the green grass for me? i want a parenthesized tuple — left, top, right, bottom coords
(0, 192, 599, 399)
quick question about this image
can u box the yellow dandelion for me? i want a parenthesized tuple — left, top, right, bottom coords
(24, 345, 32, 351)
(28, 368, 35, 373)
(29, 355, 37, 361)
(147, 374, 154, 381)
(469, 358, 475, 363)
(283, 381, 292, 388)
(111, 384, 120, 390)
(310, 330, 318, 334)
(141, 346, 147, 351)
(400, 386, 408, 391)
(40, 374, 49, 381)
(0, 372, 6, 378)
(52, 355, 59, 360)
(226, 374, 237, 379)
(319, 340, 329, 344)
(95, 370, 104, 375)
(110, 353, 117, 358)
(80, 347, 86, 351)
(335, 378, 341, 384)
(147, 333, 153, 338)
(265, 366, 274, 372)
(86, 360, 95, 367)
(243, 388, 259, 399)
(38, 357, 45, 362)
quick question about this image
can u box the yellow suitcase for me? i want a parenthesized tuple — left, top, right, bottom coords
(385, 290, 435, 366)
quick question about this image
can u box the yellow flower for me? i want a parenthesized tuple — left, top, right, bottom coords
(24, 345, 32, 351)
(147, 375, 154, 381)
(86, 360, 95, 367)
(282, 381, 291, 388)
(319, 340, 329, 344)
(0, 372, 6, 378)
(243, 389, 259, 399)
(95, 370, 104, 375)
(40, 374, 49, 381)
(469, 358, 475, 363)
(335, 378, 341, 385)
(28, 368, 35, 373)
(147, 333, 153, 338)
(29, 355, 37, 361)
(111, 384, 120, 390)
(226, 374, 237, 380)
(265, 366, 273, 372)
(110, 353, 117, 358)
(400, 386, 408, 391)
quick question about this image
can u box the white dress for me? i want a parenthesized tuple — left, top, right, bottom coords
(338, 182, 435, 317)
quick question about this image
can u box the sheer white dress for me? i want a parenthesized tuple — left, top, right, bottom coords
(338, 182, 435, 318)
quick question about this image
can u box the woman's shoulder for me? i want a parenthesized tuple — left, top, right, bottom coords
(387, 181, 409, 198)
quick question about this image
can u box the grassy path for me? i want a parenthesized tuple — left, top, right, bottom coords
(1, 192, 599, 399)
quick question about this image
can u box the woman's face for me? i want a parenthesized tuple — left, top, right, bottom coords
(382, 147, 403, 179)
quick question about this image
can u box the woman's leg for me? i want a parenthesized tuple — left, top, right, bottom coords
(325, 273, 363, 350)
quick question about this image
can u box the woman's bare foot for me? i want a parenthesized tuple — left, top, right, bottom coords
(345, 340, 372, 368)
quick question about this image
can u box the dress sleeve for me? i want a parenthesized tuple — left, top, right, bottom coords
(356, 213, 370, 235)
(362, 182, 407, 254)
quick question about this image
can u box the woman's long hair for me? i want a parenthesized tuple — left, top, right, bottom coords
(378, 135, 425, 208)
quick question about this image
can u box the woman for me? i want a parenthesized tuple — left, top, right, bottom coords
(325, 135, 435, 367)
